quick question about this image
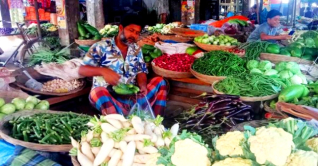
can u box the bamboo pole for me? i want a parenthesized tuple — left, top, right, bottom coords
(34, 1, 42, 39)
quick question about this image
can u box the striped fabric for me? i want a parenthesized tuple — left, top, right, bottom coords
(89, 77, 167, 116)
(4, 146, 61, 166)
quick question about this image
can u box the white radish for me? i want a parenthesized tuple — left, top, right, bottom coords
(70, 137, 80, 148)
(117, 160, 123, 166)
(101, 123, 118, 133)
(150, 133, 157, 143)
(144, 124, 153, 136)
(87, 122, 94, 127)
(122, 141, 136, 166)
(94, 139, 114, 166)
(81, 142, 95, 162)
(132, 163, 146, 166)
(107, 119, 123, 129)
(77, 149, 93, 166)
(164, 137, 171, 147)
(147, 122, 156, 131)
(108, 150, 123, 166)
(109, 149, 117, 157)
(159, 125, 165, 131)
(124, 134, 151, 142)
(114, 142, 120, 148)
(122, 121, 132, 128)
(170, 123, 179, 137)
(133, 155, 152, 164)
(104, 156, 111, 162)
(119, 141, 128, 152)
(132, 116, 144, 134)
(101, 132, 109, 143)
(155, 136, 165, 147)
(135, 141, 144, 150)
(153, 126, 163, 136)
(91, 147, 101, 157)
(86, 130, 94, 142)
(104, 114, 127, 122)
(142, 146, 158, 154)
(127, 128, 137, 135)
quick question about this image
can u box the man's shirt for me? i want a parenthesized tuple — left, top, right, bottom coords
(247, 22, 283, 43)
(83, 38, 148, 89)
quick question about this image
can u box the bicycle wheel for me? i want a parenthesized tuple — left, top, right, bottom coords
(18, 38, 51, 67)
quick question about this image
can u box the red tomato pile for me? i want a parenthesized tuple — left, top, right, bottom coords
(153, 53, 196, 72)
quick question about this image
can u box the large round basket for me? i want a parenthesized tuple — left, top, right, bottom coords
(194, 41, 236, 51)
(260, 53, 313, 65)
(157, 34, 193, 43)
(170, 28, 205, 37)
(212, 81, 279, 102)
(190, 68, 226, 84)
(75, 39, 100, 46)
(0, 110, 79, 152)
(151, 62, 193, 78)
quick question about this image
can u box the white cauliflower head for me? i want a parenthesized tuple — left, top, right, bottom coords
(248, 127, 294, 166)
(284, 150, 318, 166)
(306, 137, 318, 153)
(216, 131, 245, 156)
(212, 158, 253, 166)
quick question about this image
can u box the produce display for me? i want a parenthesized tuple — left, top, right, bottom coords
(0, 96, 49, 119)
(112, 83, 140, 95)
(25, 23, 58, 36)
(8, 112, 90, 144)
(194, 34, 238, 46)
(70, 115, 180, 166)
(176, 94, 253, 145)
(41, 79, 84, 93)
(214, 73, 284, 97)
(192, 51, 246, 76)
(77, 21, 102, 40)
(238, 41, 271, 60)
(141, 44, 162, 63)
(43, 36, 61, 49)
(224, 48, 245, 55)
(147, 22, 183, 34)
(99, 24, 119, 38)
(153, 53, 196, 72)
(28, 48, 71, 66)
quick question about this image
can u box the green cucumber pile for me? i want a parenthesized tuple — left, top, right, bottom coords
(113, 83, 140, 95)
(9, 113, 91, 144)
(141, 44, 162, 63)
(77, 21, 102, 40)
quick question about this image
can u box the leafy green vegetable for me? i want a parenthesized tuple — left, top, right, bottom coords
(239, 41, 271, 60)
(163, 130, 172, 139)
(69, 147, 78, 156)
(275, 62, 287, 71)
(246, 60, 259, 70)
(28, 47, 71, 66)
(90, 138, 102, 147)
(143, 139, 154, 147)
(264, 69, 278, 77)
(250, 68, 263, 74)
(279, 70, 294, 79)
(108, 128, 130, 142)
(258, 60, 272, 71)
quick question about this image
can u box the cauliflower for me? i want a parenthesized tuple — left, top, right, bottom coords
(212, 158, 253, 166)
(145, 153, 164, 166)
(216, 131, 244, 156)
(171, 138, 210, 166)
(284, 150, 318, 166)
(248, 127, 294, 166)
(306, 137, 318, 153)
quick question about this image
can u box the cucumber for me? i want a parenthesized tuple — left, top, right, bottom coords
(114, 87, 134, 95)
(278, 85, 306, 102)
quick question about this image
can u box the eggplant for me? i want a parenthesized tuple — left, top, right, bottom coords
(227, 107, 251, 118)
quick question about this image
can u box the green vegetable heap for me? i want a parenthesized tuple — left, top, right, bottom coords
(141, 44, 162, 63)
(112, 83, 140, 95)
(238, 41, 271, 60)
(192, 50, 246, 76)
(9, 112, 91, 144)
(77, 21, 102, 40)
(99, 24, 119, 38)
(194, 34, 238, 46)
(28, 47, 71, 66)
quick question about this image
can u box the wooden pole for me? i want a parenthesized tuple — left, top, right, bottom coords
(65, 0, 80, 44)
(0, 0, 11, 28)
(34, 1, 42, 39)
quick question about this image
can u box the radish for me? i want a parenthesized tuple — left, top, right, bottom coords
(133, 155, 152, 164)
(107, 119, 123, 129)
(170, 123, 179, 137)
(144, 124, 153, 136)
(124, 134, 151, 142)
(81, 141, 95, 162)
(122, 141, 136, 166)
(155, 135, 165, 147)
(127, 128, 137, 135)
(91, 147, 101, 156)
(108, 150, 123, 166)
(142, 146, 158, 154)
(150, 133, 158, 143)
(114, 142, 120, 148)
(104, 114, 127, 122)
(122, 121, 132, 128)
(119, 141, 127, 152)
(154, 126, 163, 136)
(86, 130, 94, 142)
(132, 116, 144, 134)
(94, 139, 114, 166)
(70, 137, 80, 148)
(132, 163, 146, 166)
(109, 149, 117, 157)
(164, 137, 172, 147)
(118, 160, 123, 166)
(101, 123, 118, 133)
(77, 149, 93, 166)
(101, 132, 109, 143)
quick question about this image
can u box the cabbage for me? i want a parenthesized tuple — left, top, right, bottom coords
(279, 70, 294, 79)
(0, 113, 6, 120)
(285, 62, 301, 74)
(289, 75, 303, 85)
(264, 69, 278, 77)
(11, 98, 26, 110)
(247, 60, 259, 70)
(275, 62, 287, 71)
(0, 103, 16, 114)
(258, 60, 272, 71)
(24, 102, 35, 110)
(250, 68, 263, 74)
(296, 73, 308, 84)
(35, 100, 49, 110)
(26, 96, 39, 105)
(0, 98, 5, 107)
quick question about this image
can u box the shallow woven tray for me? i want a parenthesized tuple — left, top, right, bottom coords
(14, 79, 86, 96)
(260, 53, 313, 65)
(190, 68, 226, 84)
(152, 62, 193, 78)
(157, 34, 193, 43)
(75, 39, 100, 46)
(171, 28, 205, 37)
(212, 81, 279, 102)
(0, 110, 80, 152)
(194, 41, 236, 51)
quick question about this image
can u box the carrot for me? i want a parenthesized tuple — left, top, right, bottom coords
(122, 141, 136, 166)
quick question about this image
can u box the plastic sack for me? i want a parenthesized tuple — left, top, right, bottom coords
(221, 22, 238, 34)
(128, 96, 155, 120)
(0, 140, 15, 166)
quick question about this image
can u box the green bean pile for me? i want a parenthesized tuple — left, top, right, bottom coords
(238, 41, 271, 60)
(192, 51, 247, 76)
(214, 73, 284, 97)
(9, 113, 91, 144)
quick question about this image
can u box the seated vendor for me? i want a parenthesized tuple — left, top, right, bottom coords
(79, 14, 167, 116)
(247, 10, 291, 43)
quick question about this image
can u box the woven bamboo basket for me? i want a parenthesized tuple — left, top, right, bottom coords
(194, 41, 236, 51)
(157, 34, 193, 43)
(0, 110, 85, 152)
(170, 28, 205, 37)
(75, 39, 101, 46)
(151, 62, 193, 78)
(212, 81, 279, 102)
(190, 68, 226, 84)
(260, 53, 313, 65)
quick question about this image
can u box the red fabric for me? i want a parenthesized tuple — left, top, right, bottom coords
(210, 16, 249, 28)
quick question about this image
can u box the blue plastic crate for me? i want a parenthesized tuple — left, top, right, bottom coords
(190, 24, 215, 35)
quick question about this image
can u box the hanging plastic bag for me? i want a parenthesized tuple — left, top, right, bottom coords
(128, 95, 155, 120)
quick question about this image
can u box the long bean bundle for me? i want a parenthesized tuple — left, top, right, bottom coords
(192, 50, 247, 76)
(214, 73, 284, 97)
(238, 41, 271, 60)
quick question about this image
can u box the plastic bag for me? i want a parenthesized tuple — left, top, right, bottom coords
(0, 140, 15, 166)
(128, 95, 155, 120)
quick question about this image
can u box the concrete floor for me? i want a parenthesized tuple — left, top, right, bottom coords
(0, 35, 23, 70)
